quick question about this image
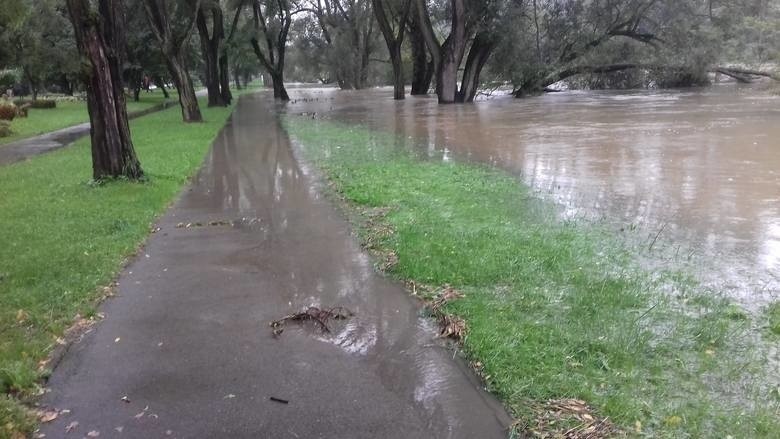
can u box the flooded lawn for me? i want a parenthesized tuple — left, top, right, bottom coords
(289, 85, 780, 307)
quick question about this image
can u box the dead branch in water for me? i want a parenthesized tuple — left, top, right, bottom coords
(270, 306, 353, 336)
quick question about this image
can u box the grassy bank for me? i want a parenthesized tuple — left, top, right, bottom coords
(284, 116, 780, 438)
(0, 99, 234, 437)
(0, 91, 173, 146)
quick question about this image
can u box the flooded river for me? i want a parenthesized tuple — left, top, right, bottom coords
(287, 85, 780, 307)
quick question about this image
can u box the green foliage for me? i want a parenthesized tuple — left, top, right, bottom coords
(0, 99, 233, 435)
(285, 116, 780, 438)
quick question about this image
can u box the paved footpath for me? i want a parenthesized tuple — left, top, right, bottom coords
(39, 94, 511, 438)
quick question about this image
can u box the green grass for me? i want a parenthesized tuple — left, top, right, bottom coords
(767, 301, 780, 336)
(0, 98, 234, 437)
(284, 116, 780, 438)
(0, 90, 174, 146)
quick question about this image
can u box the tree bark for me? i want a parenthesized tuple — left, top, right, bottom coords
(457, 31, 494, 103)
(437, 0, 467, 104)
(373, 0, 411, 100)
(196, 5, 227, 107)
(408, 16, 432, 95)
(144, 0, 203, 122)
(66, 0, 143, 180)
(250, 0, 291, 101)
(219, 52, 232, 104)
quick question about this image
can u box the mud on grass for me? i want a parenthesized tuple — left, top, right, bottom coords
(0, 100, 234, 438)
(284, 116, 780, 438)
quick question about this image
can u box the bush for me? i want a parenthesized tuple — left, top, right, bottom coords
(0, 70, 18, 91)
(30, 99, 56, 109)
(0, 103, 17, 121)
(0, 121, 12, 138)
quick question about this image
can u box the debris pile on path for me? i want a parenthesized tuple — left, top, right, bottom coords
(521, 398, 619, 439)
(270, 306, 353, 336)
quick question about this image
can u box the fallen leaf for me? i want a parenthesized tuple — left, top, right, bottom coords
(65, 421, 79, 433)
(16, 309, 29, 324)
(86, 431, 100, 437)
(38, 410, 58, 423)
(115, 426, 123, 433)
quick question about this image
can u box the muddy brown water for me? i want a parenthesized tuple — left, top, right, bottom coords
(287, 85, 780, 308)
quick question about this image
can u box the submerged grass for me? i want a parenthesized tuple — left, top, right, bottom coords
(0, 99, 234, 437)
(284, 116, 780, 438)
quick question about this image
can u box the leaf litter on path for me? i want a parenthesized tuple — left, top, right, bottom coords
(270, 306, 353, 336)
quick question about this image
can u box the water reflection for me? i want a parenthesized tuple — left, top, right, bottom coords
(289, 86, 780, 306)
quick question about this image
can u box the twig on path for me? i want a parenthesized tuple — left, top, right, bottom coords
(270, 306, 353, 336)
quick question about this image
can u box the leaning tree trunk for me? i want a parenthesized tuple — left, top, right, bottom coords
(270, 71, 289, 101)
(457, 32, 494, 103)
(166, 54, 203, 122)
(66, 0, 143, 180)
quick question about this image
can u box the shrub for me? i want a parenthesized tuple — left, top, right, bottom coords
(0, 70, 18, 91)
(0, 102, 17, 121)
(0, 120, 12, 138)
(30, 99, 56, 109)
(16, 103, 30, 118)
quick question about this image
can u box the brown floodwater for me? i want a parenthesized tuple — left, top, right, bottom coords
(287, 85, 780, 308)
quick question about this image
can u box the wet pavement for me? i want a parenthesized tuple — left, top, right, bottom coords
(39, 94, 510, 438)
(288, 85, 780, 307)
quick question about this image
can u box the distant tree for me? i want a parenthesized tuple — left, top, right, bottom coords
(247, 0, 294, 100)
(65, 0, 143, 180)
(303, 0, 379, 90)
(0, 0, 79, 98)
(143, 0, 204, 122)
(373, 0, 411, 99)
(197, 0, 231, 106)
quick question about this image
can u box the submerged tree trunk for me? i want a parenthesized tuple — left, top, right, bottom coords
(66, 0, 143, 180)
(373, 0, 411, 100)
(457, 32, 494, 103)
(166, 54, 203, 122)
(409, 18, 432, 95)
(437, 0, 467, 104)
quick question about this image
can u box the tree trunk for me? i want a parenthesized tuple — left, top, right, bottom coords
(154, 76, 170, 98)
(166, 54, 203, 122)
(218, 53, 232, 104)
(234, 70, 242, 90)
(66, 0, 143, 180)
(143, 0, 203, 122)
(196, 6, 227, 107)
(373, 0, 411, 100)
(437, 0, 467, 104)
(270, 72, 289, 101)
(409, 19, 432, 95)
(457, 32, 494, 103)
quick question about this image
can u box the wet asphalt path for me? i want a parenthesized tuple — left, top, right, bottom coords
(38, 94, 511, 438)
